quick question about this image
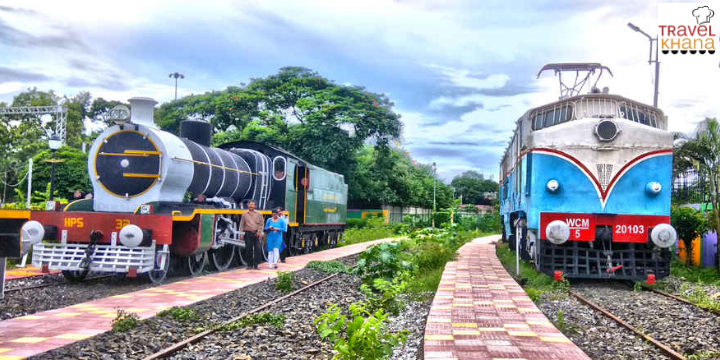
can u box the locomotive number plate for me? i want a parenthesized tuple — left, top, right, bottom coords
(540, 213, 595, 241)
(612, 215, 651, 243)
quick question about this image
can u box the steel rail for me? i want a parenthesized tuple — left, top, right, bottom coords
(569, 290, 686, 360)
(644, 286, 720, 317)
(142, 272, 341, 360)
(4, 275, 113, 294)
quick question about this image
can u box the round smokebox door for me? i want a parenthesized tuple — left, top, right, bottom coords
(95, 131, 161, 197)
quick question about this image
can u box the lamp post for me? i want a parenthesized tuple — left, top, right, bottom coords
(628, 22, 660, 107)
(47, 135, 61, 201)
(168, 72, 185, 100)
(432, 162, 437, 228)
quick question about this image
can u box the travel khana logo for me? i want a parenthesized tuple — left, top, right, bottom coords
(659, 4, 716, 54)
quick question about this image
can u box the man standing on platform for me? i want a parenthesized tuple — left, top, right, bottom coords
(240, 200, 263, 270)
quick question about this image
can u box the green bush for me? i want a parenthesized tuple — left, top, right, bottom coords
(671, 206, 707, 266)
(354, 242, 415, 283)
(315, 302, 408, 360)
(112, 310, 140, 332)
(276, 271, 293, 293)
(361, 276, 407, 316)
(478, 213, 502, 233)
(157, 306, 201, 322)
(433, 211, 451, 226)
(346, 219, 367, 228)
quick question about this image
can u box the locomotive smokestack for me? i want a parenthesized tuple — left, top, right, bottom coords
(128, 97, 158, 127)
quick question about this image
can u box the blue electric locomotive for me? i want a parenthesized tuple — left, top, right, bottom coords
(499, 63, 677, 280)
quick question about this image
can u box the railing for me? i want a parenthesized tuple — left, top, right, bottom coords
(531, 95, 661, 130)
(672, 170, 709, 205)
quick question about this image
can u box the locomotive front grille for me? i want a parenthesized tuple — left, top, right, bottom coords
(537, 240, 671, 280)
(32, 242, 162, 274)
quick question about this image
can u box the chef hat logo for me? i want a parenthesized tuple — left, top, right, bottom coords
(692, 6, 714, 25)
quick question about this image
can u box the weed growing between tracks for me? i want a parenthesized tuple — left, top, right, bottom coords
(307, 260, 351, 274)
(670, 260, 720, 285)
(275, 271, 293, 293)
(158, 306, 201, 322)
(220, 313, 286, 331)
(111, 310, 140, 332)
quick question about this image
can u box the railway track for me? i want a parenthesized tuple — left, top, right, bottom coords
(643, 286, 720, 317)
(4, 275, 114, 294)
(142, 272, 341, 360)
(569, 290, 686, 360)
(569, 283, 720, 360)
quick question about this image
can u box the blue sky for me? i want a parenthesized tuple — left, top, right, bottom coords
(1, 0, 719, 181)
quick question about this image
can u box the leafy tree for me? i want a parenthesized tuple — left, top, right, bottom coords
(451, 172, 498, 205)
(90, 97, 126, 126)
(674, 118, 720, 245)
(671, 206, 707, 266)
(18, 146, 92, 202)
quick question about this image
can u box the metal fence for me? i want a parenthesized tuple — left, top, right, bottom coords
(672, 169, 709, 205)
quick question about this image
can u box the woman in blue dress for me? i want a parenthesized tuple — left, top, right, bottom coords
(264, 208, 286, 269)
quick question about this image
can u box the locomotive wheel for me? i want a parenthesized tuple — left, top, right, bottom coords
(328, 231, 337, 248)
(236, 244, 248, 266)
(147, 252, 170, 284)
(188, 252, 207, 277)
(288, 232, 301, 256)
(62, 269, 89, 283)
(261, 243, 268, 262)
(210, 245, 235, 271)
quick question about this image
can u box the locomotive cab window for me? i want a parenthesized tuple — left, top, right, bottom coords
(532, 105, 572, 130)
(273, 156, 286, 181)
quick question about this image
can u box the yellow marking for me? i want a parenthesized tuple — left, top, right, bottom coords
(503, 324, 530, 329)
(53, 312, 82, 317)
(171, 208, 272, 221)
(451, 323, 477, 328)
(63, 199, 89, 211)
(98, 152, 157, 157)
(89, 310, 116, 314)
(0, 209, 30, 219)
(494, 304, 516, 308)
(424, 334, 454, 341)
(435, 295, 454, 299)
(16, 315, 45, 320)
(102, 314, 117, 318)
(112, 295, 133, 299)
(124, 150, 162, 155)
(453, 297, 472, 302)
(138, 293, 161, 297)
(122, 173, 160, 179)
(478, 327, 506, 332)
(437, 287, 454, 291)
(540, 336, 571, 343)
(427, 318, 451, 323)
(492, 358, 528, 360)
(518, 308, 540, 313)
(512, 297, 531, 301)
(0, 349, 11, 354)
(55, 333, 93, 340)
(472, 285, 488, 288)
(11, 337, 48, 343)
(452, 329, 480, 336)
(0, 355, 25, 360)
(432, 305, 452, 310)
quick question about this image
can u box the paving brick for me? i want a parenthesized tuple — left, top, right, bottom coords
(423, 235, 590, 360)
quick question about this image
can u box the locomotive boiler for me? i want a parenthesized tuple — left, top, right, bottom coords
(11, 97, 347, 283)
(499, 63, 677, 281)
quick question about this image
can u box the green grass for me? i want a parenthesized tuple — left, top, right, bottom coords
(406, 268, 444, 293)
(495, 243, 556, 291)
(111, 310, 140, 332)
(157, 306, 201, 322)
(341, 226, 397, 246)
(275, 271, 293, 293)
(671, 260, 720, 285)
(220, 313, 286, 331)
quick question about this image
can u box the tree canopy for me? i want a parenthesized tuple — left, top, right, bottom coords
(450, 171, 498, 205)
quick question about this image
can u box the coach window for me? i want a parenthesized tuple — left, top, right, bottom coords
(273, 156, 286, 181)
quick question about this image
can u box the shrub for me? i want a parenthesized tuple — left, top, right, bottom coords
(221, 313, 285, 331)
(671, 206, 707, 266)
(315, 302, 408, 360)
(346, 219, 367, 228)
(112, 310, 140, 332)
(361, 276, 407, 315)
(276, 271, 293, 293)
(354, 242, 415, 283)
(157, 306, 201, 322)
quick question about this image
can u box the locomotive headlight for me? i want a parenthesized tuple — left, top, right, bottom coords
(646, 182, 662, 196)
(119, 224, 144, 248)
(108, 104, 131, 125)
(651, 224, 676, 248)
(546, 179, 560, 193)
(595, 119, 620, 142)
(545, 220, 570, 245)
(21, 220, 45, 246)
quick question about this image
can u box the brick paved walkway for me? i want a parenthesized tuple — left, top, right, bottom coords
(423, 235, 590, 360)
(0, 238, 394, 359)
